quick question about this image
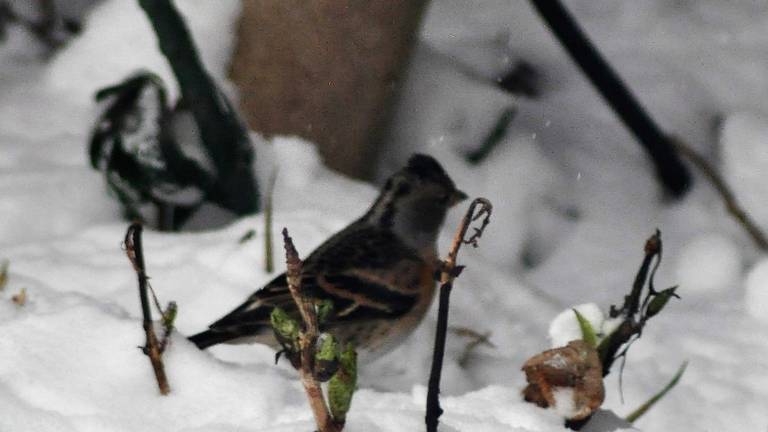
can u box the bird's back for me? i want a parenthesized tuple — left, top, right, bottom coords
(189, 220, 439, 354)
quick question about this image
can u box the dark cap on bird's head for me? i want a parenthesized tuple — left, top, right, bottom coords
(402, 154, 467, 206)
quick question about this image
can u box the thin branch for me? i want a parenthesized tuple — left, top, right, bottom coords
(466, 107, 517, 165)
(672, 138, 768, 251)
(426, 198, 493, 432)
(528, 0, 691, 198)
(124, 223, 170, 395)
(450, 326, 496, 368)
(281, 228, 340, 432)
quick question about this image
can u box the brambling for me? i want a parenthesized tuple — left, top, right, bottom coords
(189, 154, 467, 358)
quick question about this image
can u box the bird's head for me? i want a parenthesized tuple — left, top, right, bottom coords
(365, 154, 467, 248)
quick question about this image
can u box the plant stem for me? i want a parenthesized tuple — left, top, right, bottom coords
(426, 198, 493, 432)
(672, 139, 768, 251)
(281, 228, 340, 432)
(125, 223, 170, 395)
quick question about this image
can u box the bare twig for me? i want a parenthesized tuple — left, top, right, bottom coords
(124, 223, 170, 395)
(281, 228, 340, 432)
(672, 138, 768, 251)
(466, 107, 517, 165)
(450, 326, 495, 368)
(599, 231, 679, 379)
(426, 198, 493, 432)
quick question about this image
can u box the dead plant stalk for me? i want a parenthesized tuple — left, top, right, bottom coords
(282, 228, 341, 432)
(426, 198, 493, 432)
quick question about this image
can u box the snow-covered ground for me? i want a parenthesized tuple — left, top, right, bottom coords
(2, 1, 768, 431)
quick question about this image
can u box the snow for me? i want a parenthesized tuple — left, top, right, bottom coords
(675, 233, 743, 295)
(722, 112, 768, 230)
(2, 0, 768, 431)
(548, 303, 603, 348)
(46, 0, 241, 104)
(550, 388, 577, 420)
(744, 258, 768, 323)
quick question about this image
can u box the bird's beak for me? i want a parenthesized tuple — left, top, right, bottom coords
(449, 189, 469, 207)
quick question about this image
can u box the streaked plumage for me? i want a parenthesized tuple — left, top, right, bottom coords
(189, 154, 466, 357)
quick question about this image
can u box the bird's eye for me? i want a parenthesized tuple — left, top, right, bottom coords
(395, 183, 412, 197)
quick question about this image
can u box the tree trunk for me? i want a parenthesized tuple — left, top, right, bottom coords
(230, 0, 429, 180)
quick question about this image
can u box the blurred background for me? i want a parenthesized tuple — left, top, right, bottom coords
(2, 1, 768, 430)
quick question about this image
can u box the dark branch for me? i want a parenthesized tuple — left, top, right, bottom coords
(124, 223, 170, 395)
(426, 198, 493, 432)
(672, 138, 768, 251)
(529, 0, 691, 198)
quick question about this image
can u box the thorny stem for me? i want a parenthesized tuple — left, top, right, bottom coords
(124, 223, 170, 395)
(672, 138, 768, 251)
(426, 198, 493, 432)
(281, 228, 340, 432)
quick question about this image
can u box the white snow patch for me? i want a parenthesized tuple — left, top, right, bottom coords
(744, 258, 768, 323)
(551, 387, 577, 419)
(676, 233, 743, 295)
(46, 0, 241, 104)
(549, 303, 604, 348)
(2, 1, 768, 431)
(722, 112, 768, 230)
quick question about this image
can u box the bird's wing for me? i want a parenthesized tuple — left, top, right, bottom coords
(302, 224, 426, 322)
(207, 224, 427, 333)
(207, 272, 296, 330)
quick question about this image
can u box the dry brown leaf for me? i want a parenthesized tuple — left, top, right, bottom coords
(12, 287, 27, 306)
(522, 340, 604, 421)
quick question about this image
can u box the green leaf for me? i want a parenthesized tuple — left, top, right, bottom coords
(162, 301, 178, 329)
(270, 307, 299, 352)
(314, 333, 339, 382)
(573, 309, 598, 348)
(328, 344, 358, 423)
(315, 299, 334, 325)
(645, 286, 679, 318)
(626, 361, 688, 423)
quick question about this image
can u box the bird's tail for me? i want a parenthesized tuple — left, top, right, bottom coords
(188, 329, 236, 350)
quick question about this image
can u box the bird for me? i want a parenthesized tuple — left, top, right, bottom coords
(188, 154, 467, 359)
